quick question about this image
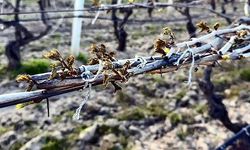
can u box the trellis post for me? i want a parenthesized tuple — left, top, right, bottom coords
(71, 0, 85, 56)
(244, 0, 250, 16)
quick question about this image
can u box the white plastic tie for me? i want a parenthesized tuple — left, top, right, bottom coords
(91, 10, 101, 25)
(82, 60, 103, 82)
(135, 56, 147, 68)
(176, 43, 190, 66)
(176, 43, 195, 86)
(73, 83, 92, 120)
(73, 66, 94, 120)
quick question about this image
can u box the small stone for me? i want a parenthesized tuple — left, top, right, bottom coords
(186, 90, 198, 100)
(51, 131, 63, 140)
(0, 131, 17, 147)
(196, 137, 209, 150)
(20, 131, 63, 150)
(194, 114, 203, 122)
(129, 125, 140, 135)
(105, 118, 119, 127)
(79, 124, 97, 142)
(20, 135, 43, 150)
(103, 133, 117, 143)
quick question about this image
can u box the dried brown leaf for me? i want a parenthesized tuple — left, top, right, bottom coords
(43, 49, 61, 60)
(213, 22, 220, 30)
(196, 21, 210, 33)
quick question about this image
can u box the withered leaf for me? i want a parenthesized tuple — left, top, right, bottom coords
(16, 74, 32, 82)
(237, 30, 248, 38)
(154, 39, 167, 56)
(103, 73, 110, 87)
(162, 27, 176, 40)
(66, 55, 75, 67)
(43, 49, 61, 60)
(196, 21, 210, 33)
(92, 0, 100, 6)
(88, 58, 99, 65)
(48, 64, 58, 80)
(26, 81, 34, 92)
(213, 22, 220, 30)
(103, 60, 113, 70)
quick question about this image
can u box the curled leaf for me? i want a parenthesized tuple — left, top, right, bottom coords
(16, 74, 32, 82)
(237, 30, 248, 38)
(213, 22, 220, 30)
(89, 44, 99, 54)
(103, 73, 110, 87)
(109, 51, 116, 58)
(119, 61, 131, 76)
(66, 55, 75, 67)
(154, 39, 167, 56)
(103, 60, 113, 70)
(26, 82, 34, 92)
(59, 72, 67, 81)
(43, 49, 61, 60)
(88, 58, 99, 65)
(162, 27, 175, 40)
(92, 0, 100, 6)
(99, 44, 106, 53)
(196, 21, 210, 33)
(48, 64, 58, 80)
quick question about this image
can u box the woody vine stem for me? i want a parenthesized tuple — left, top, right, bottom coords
(0, 22, 249, 118)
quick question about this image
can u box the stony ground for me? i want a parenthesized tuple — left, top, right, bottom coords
(0, 1, 250, 150)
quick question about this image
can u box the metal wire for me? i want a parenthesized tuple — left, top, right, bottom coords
(0, 1, 239, 16)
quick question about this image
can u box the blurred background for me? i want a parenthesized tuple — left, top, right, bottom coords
(0, 0, 250, 150)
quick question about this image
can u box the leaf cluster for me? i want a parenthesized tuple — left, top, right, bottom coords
(43, 49, 77, 80)
(154, 27, 175, 56)
(88, 44, 132, 92)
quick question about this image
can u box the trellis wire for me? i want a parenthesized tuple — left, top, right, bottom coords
(0, 2, 238, 16)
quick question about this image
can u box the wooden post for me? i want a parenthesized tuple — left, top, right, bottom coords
(71, 0, 84, 56)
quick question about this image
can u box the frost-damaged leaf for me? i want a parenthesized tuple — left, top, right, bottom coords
(66, 55, 75, 68)
(16, 74, 32, 82)
(16, 74, 34, 91)
(162, 27, 176, 40)
(103, 60, 113, 70)
(237, 30, 248, 38)
(213, 22, 220, 30)
(59, 71, 68, 81)
(196, 21, 211, 33)
(43, 49, 61, 60)
(154, 39, 170, 56)
(92, 0, 100, 7)
(26, 82, 34, 92)
(119, 60, 131, 77)
(103, 72, 110, 87)
(48, 64, 59, 80)
(88, 58, 99, 65)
